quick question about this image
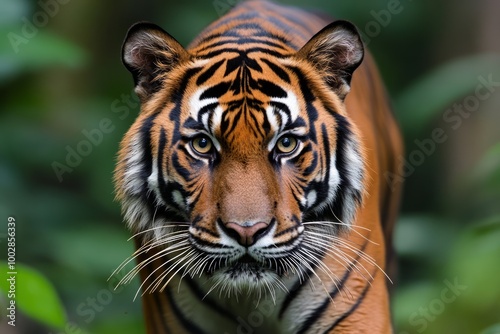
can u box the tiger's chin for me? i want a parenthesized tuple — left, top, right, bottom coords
(205, 255, 288, 298)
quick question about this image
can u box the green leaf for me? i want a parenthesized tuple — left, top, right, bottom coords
(0, 262, 66, 329)
(395, 54, 500, 138)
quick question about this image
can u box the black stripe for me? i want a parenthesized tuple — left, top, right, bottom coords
(257, 79, 287, 98)
(156, 131, 187, 216)
(289, 183, 306, 211)
(244, 105, 265, 138)
(199, 47, 288, 59)
(261, 58, 290, 83)
(140, 113, 161, 216)
(183, 278, 238, 324)
(222, 21, 263, 33)
(196, 59, 225, 85)
(167, 287, 207, 334)
(222, 107, 242, 138)
(200, 81, 232, 100)
(302, 149, 319, 178)
(321, 279, 372, 333)
(314, 124, 331, 199)
(266, 15, 308, 44)
(190, 225, 219, 239)
(151, 291, 171, 333)
(198, 103, 219, 124)
(172, 67, 203, 100)
(226, 51, 263, 76)
(295, 239, 369, 334)
(139, 113, 156, 190)
(286, 66, 315, 103)
(329, 113, 363, 222)
(217, 10, 306, 47)
(183, 117, 206, 132)
(157, 127, 169, 201)
(206, 36, 289, 49)
(191, 237, 231, 250)
(279, 268, 314, 319)
(171, 150, 192, 182)
(273, 226, 300, 239)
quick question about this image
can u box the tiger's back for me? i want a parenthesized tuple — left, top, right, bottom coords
(115, 1, 402, 333)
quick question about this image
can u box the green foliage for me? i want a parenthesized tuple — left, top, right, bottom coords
(0, 0, 498, 333)
(392, 53, 500, 331)
(0, 0, 86, 80)
(1, 30, 87, 77)
(0, 263, 66, 329)
(395, 54, 500, 139)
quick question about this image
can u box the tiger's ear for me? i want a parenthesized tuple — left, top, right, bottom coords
(122, 22, 190, 101)
(297, 20, 364, 100)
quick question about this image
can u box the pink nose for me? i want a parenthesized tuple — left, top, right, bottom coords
(224, 222, 270, 246)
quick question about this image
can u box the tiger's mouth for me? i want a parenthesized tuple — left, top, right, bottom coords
(228, 254, 266, 273)
(207, 252, 289, 281)
(236, 254, 260, 265)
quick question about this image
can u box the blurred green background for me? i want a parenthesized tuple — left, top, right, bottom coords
(0, 0, 499, 333)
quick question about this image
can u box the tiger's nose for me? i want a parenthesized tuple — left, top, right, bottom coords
(223, 221, 271, 246)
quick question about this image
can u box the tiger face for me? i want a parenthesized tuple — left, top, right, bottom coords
(115, 20, 365, 294)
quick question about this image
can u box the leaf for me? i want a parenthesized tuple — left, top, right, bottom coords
(0, 262, 66, 329)
(395, 54, 500, 138)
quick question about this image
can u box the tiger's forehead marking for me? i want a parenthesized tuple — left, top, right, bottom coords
(188, 87, 303, 142)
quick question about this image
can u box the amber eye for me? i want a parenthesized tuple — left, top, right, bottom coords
(276, 136, 298, 154)
(191, 136, 213, 155)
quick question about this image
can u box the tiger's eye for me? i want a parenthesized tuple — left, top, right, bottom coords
(191, 136, 213, 155)
(276, 136, 298, 154)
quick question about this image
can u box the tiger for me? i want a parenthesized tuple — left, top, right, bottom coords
(113, 1, 403, 333)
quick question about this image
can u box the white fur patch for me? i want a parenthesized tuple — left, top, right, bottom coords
(147, 159, 162, 203)
(122, 134, 146, 196)
(266, 90, 306, 152)
(189, 89, 217, 119)
(121, 133, 152, 231)
(172, 190, 186, 211)
(339, 136, 364, 225)
(188, 88, 222, 151)
(306, 190, 317, 208)
(271, 90, 301, 121)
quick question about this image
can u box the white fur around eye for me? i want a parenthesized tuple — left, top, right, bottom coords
(270, 90, 301, 121)
(188, 88, 222, 152)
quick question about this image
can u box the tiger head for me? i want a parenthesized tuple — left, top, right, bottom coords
(115, 20, 365, 293)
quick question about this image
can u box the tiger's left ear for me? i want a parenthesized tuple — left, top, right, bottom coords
(122, 22, 190, 101)
(297, 20, 364, 100)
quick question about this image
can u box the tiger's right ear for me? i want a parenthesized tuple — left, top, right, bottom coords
(297, 20, 364, 100)
(122, 22, 190, 101)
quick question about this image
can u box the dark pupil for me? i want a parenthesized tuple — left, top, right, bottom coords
(281, 137, 291, 147)
(198, 137, 208, 148)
